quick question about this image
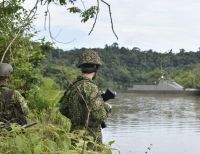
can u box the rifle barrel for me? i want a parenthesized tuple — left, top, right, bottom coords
(22, 121, 37, 128)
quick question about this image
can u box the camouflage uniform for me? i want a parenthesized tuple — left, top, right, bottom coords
(60, 50, 111, 145)
(0, 63, 28, 125)
(60, 76, 110, 144)
(0, 85, 29, 125)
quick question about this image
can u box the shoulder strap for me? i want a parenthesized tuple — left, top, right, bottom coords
(60, 77, 93, 103)
(59, 77, 92, 115)
(59, 80, 81, 104)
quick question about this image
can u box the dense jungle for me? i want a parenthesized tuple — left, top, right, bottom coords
(43, 44, 200, 89)
(1, 0, 200, 154)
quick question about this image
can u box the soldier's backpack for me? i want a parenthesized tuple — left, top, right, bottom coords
(59, 79, 85, 119)
(0, 87, 27, 125)
(59, 82, 76, 119)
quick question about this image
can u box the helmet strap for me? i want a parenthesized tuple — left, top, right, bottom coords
(92, 72, 97, 80)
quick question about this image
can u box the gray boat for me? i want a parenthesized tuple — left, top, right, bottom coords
(119, 76, 200, 95)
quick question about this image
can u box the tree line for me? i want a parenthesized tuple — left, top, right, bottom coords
(41, 43, 200, 89)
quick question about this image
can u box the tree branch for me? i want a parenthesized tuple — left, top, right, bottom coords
(81, 0, 86, 11)
(88, 0, 99, 36)
(100, 0, 118, 40)
(46, 4, 76, 44)
(1, 0, 40, 63)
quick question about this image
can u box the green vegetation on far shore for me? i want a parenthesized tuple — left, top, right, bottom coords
(42, 43, 200, 89)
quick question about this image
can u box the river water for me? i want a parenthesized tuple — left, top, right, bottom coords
(102, 93, 200, 154)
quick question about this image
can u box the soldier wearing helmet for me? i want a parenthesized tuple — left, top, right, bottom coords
(59, 50, 111, 148)
(0, 63, 29, 126)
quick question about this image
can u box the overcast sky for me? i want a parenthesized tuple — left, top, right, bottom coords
(24, 0, 200, 52)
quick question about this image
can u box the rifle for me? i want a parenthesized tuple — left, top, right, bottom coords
(101, 89, 116, 128)
(0, 121, 37, 131)
(22, 121, 37, 128)
(101, 88, 116, 102)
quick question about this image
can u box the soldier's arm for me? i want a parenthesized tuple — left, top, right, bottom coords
(83, 82, 109, 123)
(13, 90, 29, 115)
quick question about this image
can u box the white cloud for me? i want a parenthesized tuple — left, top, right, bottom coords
(24, 0, 200, 52)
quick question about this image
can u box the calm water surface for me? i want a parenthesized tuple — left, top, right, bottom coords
(102, 93, 200, 154)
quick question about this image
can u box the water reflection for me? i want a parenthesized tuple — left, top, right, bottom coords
(103, 93, 200, 154)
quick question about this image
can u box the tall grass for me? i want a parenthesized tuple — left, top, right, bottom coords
(0, 77, 112, 154)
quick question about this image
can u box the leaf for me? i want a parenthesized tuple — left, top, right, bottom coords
(59, 0, 67, 5)
(108, 140, 115, 146)
(33, 143, 43, 154)
(81, 6, 97, 23)
(68, 7, 81, 14)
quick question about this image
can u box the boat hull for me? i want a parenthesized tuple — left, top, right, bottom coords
(117, 89, 200, 95)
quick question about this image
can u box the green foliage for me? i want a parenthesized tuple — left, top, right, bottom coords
(0, 114, 72, 154)
(0, 108, 112, 154)
(68, 7, 81, 13)
(172, 64, 200, 88)
(27, 77, 62, 111)
(0, 0, 45, 95)
(40, 0, 98, 22)
(41, 44, 200, 88)
(42, 64, 80, 89)
(0, 1, 113, 154)
(81, 6, 98, 23)
(10, 42, 45, 94)
(146, 68, 163, 84)
(0, 107, 72, 153)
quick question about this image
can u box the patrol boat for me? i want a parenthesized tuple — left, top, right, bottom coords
(121, 76, 200, 95)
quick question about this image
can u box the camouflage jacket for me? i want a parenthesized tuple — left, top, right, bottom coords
(0, 85, 29, 125)
(59, 76, 109, 130)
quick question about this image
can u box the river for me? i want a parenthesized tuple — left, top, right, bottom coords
(102, 93, 200, 154)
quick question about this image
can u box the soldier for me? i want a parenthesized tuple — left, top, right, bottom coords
(0, 63, 28, 126)
(59, 50, 111, 145)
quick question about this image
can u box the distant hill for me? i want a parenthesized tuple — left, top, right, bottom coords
(41, 43, 200, 89)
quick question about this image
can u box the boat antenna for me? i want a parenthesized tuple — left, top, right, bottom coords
(160, 58, 164, 79)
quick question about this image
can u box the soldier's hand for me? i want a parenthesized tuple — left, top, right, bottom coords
(104, 103, 112, 113)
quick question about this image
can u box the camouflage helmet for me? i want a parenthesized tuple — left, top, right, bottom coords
(0, 63, 13, 77)
(77, 50, 102, 67)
